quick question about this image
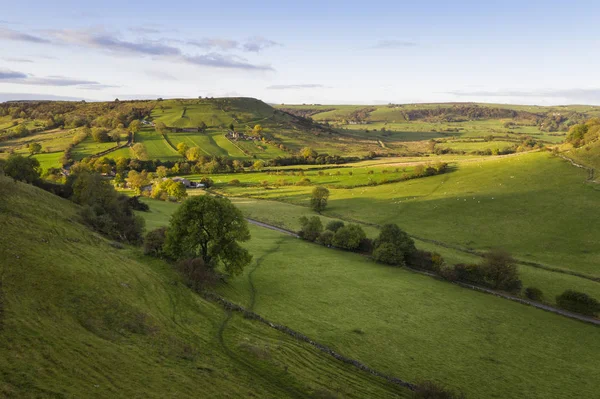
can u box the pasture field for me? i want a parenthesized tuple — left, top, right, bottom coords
(139, 196, 600, 305)
(0, 128, 76, 153)
(135, 199, 600, 399)
(210, 152, 600, 278)
(0, 177, 410, 398)
(436, 140, 519, 151)
(134, 129, 181, 161)
(33, 151, 64, 171)
(567, 140, 600, 172)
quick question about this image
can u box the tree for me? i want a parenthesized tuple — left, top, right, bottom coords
(372, 224, 416, 266)
(144, 227, 167, 256)
(199, 121, 207, 132)
(298, 216, 323, 241)
(156, 165, 168, 178)
(228, 123, 235, 131)
(556, 290, 600, 316)
(126, 170, 151, 194)
(325, 220, 344, 232)
(164, 196, 252, 276)
(132, 143, 149, 160)
(481, 249, 521, 291)
(252, 124, 263, 136)
(310, 186, 329, 213)
(300, 147, 318, 159)
(155, 121, 167, 134)
(176, 142, 189, 157)
(3, 154, 40, 183)
(253, 160, 265, 171)
(92, 128, 110, 143)
(332, 224, 366, 250)
(186, 147, 202, 162)
(129, 120, 141, 134)
(28, 142, 42, 155)
(109, 130, 122, 145)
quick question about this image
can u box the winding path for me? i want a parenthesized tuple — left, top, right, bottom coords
(245, 218, 600, 326)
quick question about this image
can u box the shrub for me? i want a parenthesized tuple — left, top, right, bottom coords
(128, 196, 149, 211)
(358, 237, 373, 254)
(408, 250, 445, 272)
(144, 227, 167, 256)
(373, 243, 405, 266)
(295, 178, 312, 186)
(298, 216, 323, 242)
(556, 290, 600, 316)
(317, 230, 334, 246)
(453, 263, 486, 285)
(199, 177, 214, 188)
(524, 287, 544, 301)
(414, 380, 465, 399)
(176, 258, 219, 291)
(325, 220, 345, 232)
(3, 154, 40, 183)
(229, 179, 241, 186)
(481, 249, 522, 292)
(332, 224, 366, 250)
(310, 186, 330, 213)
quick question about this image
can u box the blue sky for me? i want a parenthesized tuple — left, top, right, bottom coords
(1, 0, 600, 104)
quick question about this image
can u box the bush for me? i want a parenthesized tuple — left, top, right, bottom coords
(128, 196, 149, 211)
(199, 177, 214, 188)
(453, 263, 486, 285)
(373, 243, 405, 266)
(481, 249, 522, 292)
(3, 154, 40, 183)
(298, 216, 323, 242)
(408, 250, 445, 272)
(177, 258, 219, 291)
(413, 380, 465, 399)
(229, 179, 241, 186)
(325, 220, 345, 232)
(524, 287, 544, 301)
(556, 290, 600, 316)
(144, 227, 167, 256)
(358, 237, 373, 254)
(317, 230, 334, 246)
(332, 224, 366, 250)
(295, 177, 311, 186)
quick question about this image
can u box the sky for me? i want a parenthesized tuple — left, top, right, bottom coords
(1, 0, 600, 105)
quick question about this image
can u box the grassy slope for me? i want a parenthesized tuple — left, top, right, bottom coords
(0, 178, 410, 398)
(568, 140, 600, 172)
(137, 200, 600, 399)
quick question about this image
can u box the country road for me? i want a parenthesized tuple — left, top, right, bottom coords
(245, 218, 600, 326)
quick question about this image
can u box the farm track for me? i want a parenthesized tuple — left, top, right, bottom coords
(245, 218, 600, 326)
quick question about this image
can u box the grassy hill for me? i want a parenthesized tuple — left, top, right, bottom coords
(0, 177, 411, 398)
(137, 197, 600, 399)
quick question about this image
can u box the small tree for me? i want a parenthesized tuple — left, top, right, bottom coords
(126, 170, 151, 194)
(177, 142, 189, 157)
(481, 249, 522, 292)
(556, 290, 600, 316)
(144, 227, 167, 256)
(129, 120, 141, 134)
(228, 123, 235, 131)
(4, 154, 40, 183)
(199, 121, 208, 132)
(164, 196, 252, 276)
(28, 142, 42, 155)
(186, 147, 202, 162)
(310, 186, 329, 213)
(317, 230, 334, 246)
(332, 224, 366, 250)
(155, 121, 167, 134)
(132, 143, 149, 160)
(109, 130, 122, 144)
(372, 224, 416, 266)
(325, 220, 345, 232)
(252, 124, 263, 136)
(156, 165, 168, 178)
(524, 287, 544, 301)
(253, 160, 265, 171)
(300, 147, 318, 159)
(298, 216, 323, 242)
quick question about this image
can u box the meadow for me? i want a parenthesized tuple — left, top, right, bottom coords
(136, 198, 600, 399)
(0, 177, 410, 398)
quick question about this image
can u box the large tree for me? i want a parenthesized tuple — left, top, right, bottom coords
(310, 186, 329, 213)
(2, 154, 40, 183)
(164, 196, 252, 276)
(28, 142, 42, 155)
(372, 224, 416, 266)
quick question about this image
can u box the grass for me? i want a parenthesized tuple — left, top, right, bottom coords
(135, 129, 181, 161)
(135, 199, 600, 399)
(212, 152, 600, 278)
(0, 177, 410, 398)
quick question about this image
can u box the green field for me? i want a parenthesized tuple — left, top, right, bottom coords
(0, 177, 410, 398)
(135, 197, 600, 399)
(211, 152, 600, 279)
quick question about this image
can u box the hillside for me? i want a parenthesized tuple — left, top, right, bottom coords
(0, 177, 410, 398)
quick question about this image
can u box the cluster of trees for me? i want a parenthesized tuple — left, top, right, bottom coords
(1, 154, 144, 244)
(566, 118, 600, 148)
(298, 217, 372, 253)
(144, 196, 253, 290)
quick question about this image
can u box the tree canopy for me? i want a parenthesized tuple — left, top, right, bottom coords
(164, 196, 252, 276)
(310, 186, 329, 213)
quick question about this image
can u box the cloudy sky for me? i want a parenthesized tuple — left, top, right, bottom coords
(1, 0, 600, 104)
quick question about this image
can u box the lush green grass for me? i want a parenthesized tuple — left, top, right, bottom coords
(0, 177, 409, 398)
(134, 129, 181, 161)
(33, 151, 64, 171)
(438, 140, 518, 151)
(213, 152, 600, 278)
(137, 195, 600, 399)
(213, 226, 600, 399)
(568, 140, 600, 172)
(72, 136, 121, 160)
